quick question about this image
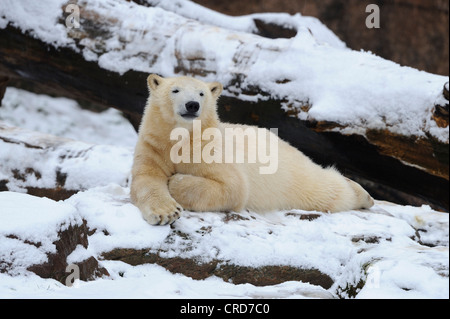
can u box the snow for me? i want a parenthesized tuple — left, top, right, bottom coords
(0, 192, 78, 242)
(0, 0, 75, 48)
(0, 123, 134, 193)
(66, 185, 170, 254)
(0, 192, 82, 275)
(144, 0, 346, 49)
(0, 0, 448, 300)
(0, 263, 333, 299)
(0, 87, 137, 147)
(0, 88, 137, 193)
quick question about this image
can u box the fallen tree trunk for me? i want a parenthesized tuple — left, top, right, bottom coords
(0, 0, 448, 210)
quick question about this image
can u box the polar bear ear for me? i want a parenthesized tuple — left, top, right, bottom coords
(147, 74, 164, 91)
(209, 82, 223, 99)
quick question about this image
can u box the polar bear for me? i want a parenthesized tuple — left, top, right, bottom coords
(131, 74, 374, 225)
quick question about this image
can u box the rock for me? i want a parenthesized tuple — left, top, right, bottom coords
(102, 248, 333, 289)
(0, 192, 109, 284)
(215, 264, 333, 289)
(27, 221, 109, 283)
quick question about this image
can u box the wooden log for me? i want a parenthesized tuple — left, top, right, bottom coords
(433, 82, 449, 128)
(0, 25, 147, 130)
(0, 0, 448, 210)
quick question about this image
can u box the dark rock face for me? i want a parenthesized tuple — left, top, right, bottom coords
(101, 248, 334, 289)
(193, 0, 449, 76)
(26, 221, 109, 283)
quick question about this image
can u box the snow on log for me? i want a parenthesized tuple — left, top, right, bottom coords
(0, 0, 448, 210)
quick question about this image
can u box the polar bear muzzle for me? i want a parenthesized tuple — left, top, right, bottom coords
(181, 101, 200, 119)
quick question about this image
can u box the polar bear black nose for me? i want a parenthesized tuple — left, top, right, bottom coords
(185, 101, 200, 113)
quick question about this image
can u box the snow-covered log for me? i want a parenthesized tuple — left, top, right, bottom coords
(0, 0, 448, 210)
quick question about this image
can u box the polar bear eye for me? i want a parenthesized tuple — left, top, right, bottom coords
(172, 89, 179, 94)
(199, 92, 204, 97)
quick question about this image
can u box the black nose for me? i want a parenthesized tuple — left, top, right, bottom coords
(185, 101, 200, 113)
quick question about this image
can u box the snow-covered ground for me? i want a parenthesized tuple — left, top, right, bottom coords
(0, 88, 448, 299)
(0, 87, 137, 147)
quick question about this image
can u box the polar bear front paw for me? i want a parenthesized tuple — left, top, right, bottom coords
(142, 199, 183, 226)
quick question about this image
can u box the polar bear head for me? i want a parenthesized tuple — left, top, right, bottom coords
(146, 74, 223, 128)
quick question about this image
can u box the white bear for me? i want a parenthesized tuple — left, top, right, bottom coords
(130, 74, 374, 225)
